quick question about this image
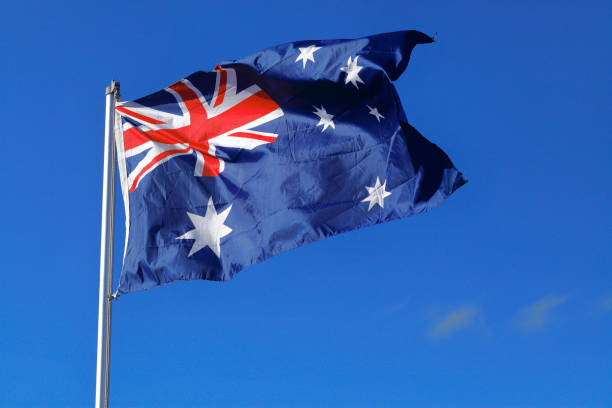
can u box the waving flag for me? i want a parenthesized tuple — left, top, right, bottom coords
(114, 30, 466, 295)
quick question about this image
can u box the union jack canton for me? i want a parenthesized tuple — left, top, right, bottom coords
(114, 30, 466, 295)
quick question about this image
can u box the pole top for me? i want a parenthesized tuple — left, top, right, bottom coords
(105, 80, 120, 98)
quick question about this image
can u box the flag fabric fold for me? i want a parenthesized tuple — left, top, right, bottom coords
(113, 30, 466, 295)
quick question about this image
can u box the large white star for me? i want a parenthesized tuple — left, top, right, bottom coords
(295, 45, 321, 69)
(361, 177, 392, 211)
(366, 105, 384, 122)
(313, 105, 335, 132)
(340, 56, 365, 89)
(176, 197, 232, 258)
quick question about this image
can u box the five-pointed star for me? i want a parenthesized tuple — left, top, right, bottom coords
(313, 105, 335, 132)
(366, 105, 384, 122)
(176, 197, 232, 258)
(340, 56, 365, 89)
(361, 177, 392, 211)
(295, 45, 322, 69)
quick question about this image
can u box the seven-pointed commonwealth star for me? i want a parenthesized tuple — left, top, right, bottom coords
(295, 45, 322, 69)
(361, 177, 392, 211)
(366, 105, 384, 122)
(177, 197, 232, 258)
(340, 56, 365, 88)
(313, 105, 335, 132)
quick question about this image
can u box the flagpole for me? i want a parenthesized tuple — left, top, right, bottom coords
(95, 80, 119, 408)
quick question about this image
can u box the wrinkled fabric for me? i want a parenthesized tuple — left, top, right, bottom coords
(114, 31, 466, 295)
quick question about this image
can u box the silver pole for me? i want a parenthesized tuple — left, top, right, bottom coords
(95, 80, 119, 408)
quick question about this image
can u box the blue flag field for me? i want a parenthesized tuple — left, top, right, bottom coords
(113, 30, 466, 295)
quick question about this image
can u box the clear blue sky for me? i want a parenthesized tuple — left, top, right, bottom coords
(1, 1, 610, 407)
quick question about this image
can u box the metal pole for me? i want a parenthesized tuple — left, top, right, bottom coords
(95, 80, 119, 408)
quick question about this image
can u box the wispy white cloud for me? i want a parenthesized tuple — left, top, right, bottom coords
(514, 295, 569, 331)
(430, 305, 478, 339)
(602, 295, 612, 312)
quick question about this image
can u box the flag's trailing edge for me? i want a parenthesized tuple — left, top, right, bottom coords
(113, 30, 466, 295)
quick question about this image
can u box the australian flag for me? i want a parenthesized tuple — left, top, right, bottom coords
(113, 30, 466, 295)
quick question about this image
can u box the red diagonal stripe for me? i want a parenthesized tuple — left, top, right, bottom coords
(116, 106, 166, 125)
(229, 132, 277, 143)
(129, 147, 191, 192)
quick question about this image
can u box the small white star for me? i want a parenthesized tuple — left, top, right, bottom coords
(366, 105, 384, 122)
(340, 56, 365, 89)
(176, 197, 232, 258)
(295, 45, 321, 69)
(313, 105, 335, 132)
(361, 177, 392, 211)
